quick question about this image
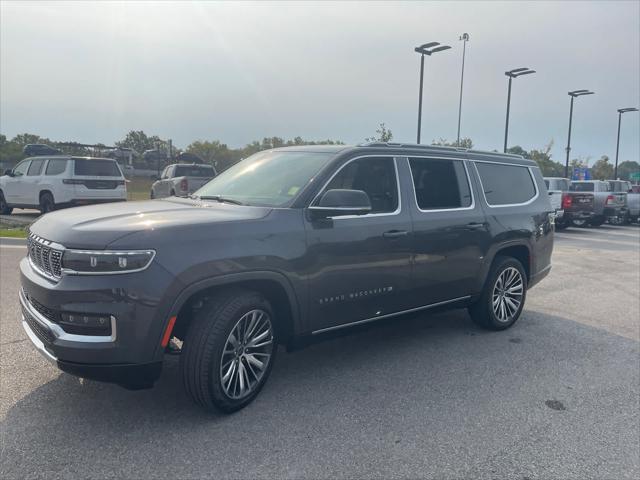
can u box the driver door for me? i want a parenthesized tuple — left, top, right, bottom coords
(303, 156, 414, 333)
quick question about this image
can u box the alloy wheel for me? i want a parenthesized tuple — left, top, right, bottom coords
(219, 309, 274, 400)
(492, 267, 524, 323)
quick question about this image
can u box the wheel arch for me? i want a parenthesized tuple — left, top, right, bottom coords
(39, 189, 54, 203)
(161, 271, 301, 354)
(476, 241, 532, 294)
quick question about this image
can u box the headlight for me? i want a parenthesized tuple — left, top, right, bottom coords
(61, 249, 155, 275)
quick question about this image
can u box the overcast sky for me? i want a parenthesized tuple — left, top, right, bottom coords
(1, 1, 639, 164)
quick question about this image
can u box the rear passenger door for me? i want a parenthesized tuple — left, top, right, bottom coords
(406, 156, 491, 306)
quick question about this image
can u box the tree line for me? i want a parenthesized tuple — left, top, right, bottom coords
(1, 129, 638, 180)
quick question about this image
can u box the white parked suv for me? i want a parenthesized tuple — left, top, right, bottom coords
(0, 156, 127, 214)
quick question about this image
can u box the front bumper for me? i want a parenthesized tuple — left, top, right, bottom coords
(19, 255, 180, 387)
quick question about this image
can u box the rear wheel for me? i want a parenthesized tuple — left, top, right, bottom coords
(150, 189, 155, 199)
(0, 191, 13, 215)
(469, 256, 527, 330)
(590, 217, 605, 227)
(39, 192, 55, 214)
(572, 218, 589, 228)
(180, 290, 277, 413)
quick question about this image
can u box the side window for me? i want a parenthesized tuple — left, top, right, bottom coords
(27, 159, 45, 176)
(323, 157, 398, 214)
(475, 162, 536, 206)
(13, 160, 30, 177)
(409, 158, 472, 210)
(45, 159, 68, 175)
(160, 167, 169, 179)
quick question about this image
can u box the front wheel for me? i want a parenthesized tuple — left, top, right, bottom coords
(469, 256, 527, 330)
(181, 290, 277, 413)
(0, 191, 13, 215)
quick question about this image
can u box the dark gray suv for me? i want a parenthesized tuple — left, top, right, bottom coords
(20, 143, 554, 412)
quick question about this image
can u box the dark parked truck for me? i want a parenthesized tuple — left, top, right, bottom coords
(564, 180, 627, 227)
(19, 144, 554, 412)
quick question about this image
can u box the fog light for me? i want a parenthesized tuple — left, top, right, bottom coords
(60, 313, 112, 336)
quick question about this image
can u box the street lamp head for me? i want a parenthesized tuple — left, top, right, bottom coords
(569, 90, 594, 97)
(460, 33, 470, 41)
(415, 42, 451, 55)
(505, 67, 535, 78)
(618, 107, 639, 113)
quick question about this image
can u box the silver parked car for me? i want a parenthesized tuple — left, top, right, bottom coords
(150, 163, 217, 199)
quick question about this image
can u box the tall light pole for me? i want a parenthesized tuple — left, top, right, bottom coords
(614, 107, 639, 179)
(456, 33, 470, 146)
(415, 41, 451, 144)
(564, 90, 594, 178)
(503, 67, 535, 153)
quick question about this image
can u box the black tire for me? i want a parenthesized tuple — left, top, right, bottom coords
(0, 191, 13, 215)
(39, 192, 55, 214)
(150, 190, 155, 199)
(170, 189, 176, 197)
(469, 256, 528, 331)
(590, 217, 605, 227)
(571, 218, 589, 228)
(180, 289, 277, 413)
(555, 220, 569, 231)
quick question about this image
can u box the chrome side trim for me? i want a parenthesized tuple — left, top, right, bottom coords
(19, 288, 117, 343)
(22, 319, 58, 364)
(472, 162, 540, 208)
(309, 155, 402, 219)
(311, 295, 471, 335)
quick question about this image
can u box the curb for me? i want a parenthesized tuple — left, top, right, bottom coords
(0, 237, 27, 246)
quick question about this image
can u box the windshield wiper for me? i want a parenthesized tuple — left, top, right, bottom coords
(194, 195, 244, 205)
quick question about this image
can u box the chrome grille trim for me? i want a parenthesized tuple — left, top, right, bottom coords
(27, 234, 65, 281)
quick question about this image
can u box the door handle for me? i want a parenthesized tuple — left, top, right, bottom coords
(383, 230, 409, 239)
(465, 222, 486, 230)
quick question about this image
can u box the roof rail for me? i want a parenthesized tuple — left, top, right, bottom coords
(357, 142, 467, 152)
(356, 142, 526, 160)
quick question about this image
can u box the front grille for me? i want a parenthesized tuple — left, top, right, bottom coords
(27, 234, 63, 280)
(22, 304, 56, 344)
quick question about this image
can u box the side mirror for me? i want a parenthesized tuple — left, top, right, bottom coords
(4, 169, 14, 176)
(309, 189, 372, 218)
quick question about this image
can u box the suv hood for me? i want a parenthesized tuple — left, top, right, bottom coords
(29, 198, 272, 249)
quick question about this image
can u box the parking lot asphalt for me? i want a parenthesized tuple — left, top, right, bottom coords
(1, 225, 639, 479)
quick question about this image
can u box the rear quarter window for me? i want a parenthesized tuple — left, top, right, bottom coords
(74, 159, 122, 177)
(475, 162, 536, 206)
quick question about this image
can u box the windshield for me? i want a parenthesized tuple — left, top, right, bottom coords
(195, 150, 335, 207)
(175, 165, 214, 177)
(570, 182, 594, 192)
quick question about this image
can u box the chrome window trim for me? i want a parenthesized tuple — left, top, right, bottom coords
(312, 295, 471, 335)
(473, 161, 540, 208)
(309, 155, 402, 220)
(20, 288, 117, 343)
(405, 155, 476, 213)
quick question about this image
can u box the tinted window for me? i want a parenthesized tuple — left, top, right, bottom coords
(27, 159, 44, 176)
(324, 157, 398, 214)
(13, 161, 30, 176)
(174, 165, 215, 177)
(74, 159, 122, 177)
(570, 182, 594, 192)
(409, 158, 472, 210)
(476, 162, 536, 205)
(45, 158, 67, 175)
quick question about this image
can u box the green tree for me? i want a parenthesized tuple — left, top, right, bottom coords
(116, 130, 167, 156)
(433, 137, 473, 148)
(590, 155, 614, 180)
(616, 160, 640, 181)
(366, 123, 393, 142)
